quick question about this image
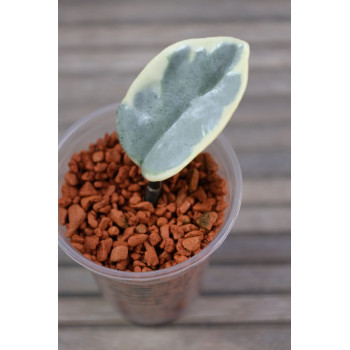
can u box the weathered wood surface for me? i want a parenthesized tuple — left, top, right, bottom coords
(58, 326, 291, 350)
(58, 0, 290, 24)
(58, 0, 290, 348)
(59, 295, 290, 325)
(58, 264, 290, 296)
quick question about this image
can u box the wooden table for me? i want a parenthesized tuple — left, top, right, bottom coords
(58, 1, 291, 349)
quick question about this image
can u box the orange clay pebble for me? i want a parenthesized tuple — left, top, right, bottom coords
(58, 197, 72, 208)
(87, 211, 98, 228)
(157, 217, 168, 226)
(181, 223, 199, 232)
(109, 208, 128, 228)
(65, 204, 86, 237)
(71, 234, 84, 244)
(160, 224, 170, 239)
(204, 152, 219, 172)
(155, 206, 167, 216)
(61, 183, 79, 199)
(144, 241, 159, 267)
(58, 207, 68, 225)
(177, 215, 191, 225)
(193, 198, 216, 212)
(84, 235, 99, 252)
(170, 225, 184, 240)
(175, 185, 188, 207)
(129, 194, 141, 205)
(127, 234, 148, 247)
(178, 196, 194, 214)
(110, 245, 128, 262)
(185, 230, 204, 240)
(119, 226, 135, 242)
(79, 181, 98, 197)
(92, 151, 104, 163)
(209, 179, 227, 195)
(131, 201, 155, 213)
(149, 231, 161, 246)
(96, 238, 113, 262)
(108, 226, 119, 236)
(80, 195, 102, 211)
(136, 210, 150, 224)
(135, 224, 147, 234)
(58, 132, 228, 272)
(105, 147, 121, 163)
(99, 217, 110, 230)
(182, 236, 201, 252)
(115, 165, 129, 183)
(164, 238, 175, 253)
(196, 212, 218, 231)
(166, 202, 176, 213)
(64, 172, 78, 186)
(188, 168, 199, 193)
(71, 242, 84, 253)
(192, 186, 207, 202)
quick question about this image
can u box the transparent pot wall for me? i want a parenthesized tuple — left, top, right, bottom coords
(58, 104, 242, 325)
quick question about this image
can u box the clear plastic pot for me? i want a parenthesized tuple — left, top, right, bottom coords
(58, 103, 243, 325)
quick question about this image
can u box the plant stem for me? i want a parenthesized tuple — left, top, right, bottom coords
(145, 181, 162, 205)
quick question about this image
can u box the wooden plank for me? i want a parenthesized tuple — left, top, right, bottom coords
(234, 207, 290, 232)
(223, 125, 290, 152)
(233, 95, 290, 125)
(58, 22, 290, 49)
(59, 233, 291, 266)
(58, 67, 290, 105)
(211, 234, 290, 264)
(203, 265, 290, 294)
(58, 0, 290, 24)
(238, 150, 290, 177)
(242, 178, 290, 205)
(58, 325, 291, 350)
(59, 294, 290, 326)
(58, 264, 290, 295)
(58, 94, 290, 128)
(58, 46, 290, 75)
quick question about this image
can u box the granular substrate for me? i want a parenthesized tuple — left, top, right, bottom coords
(58, 131, 228, 272)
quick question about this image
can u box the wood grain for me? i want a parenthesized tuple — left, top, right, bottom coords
(59, 46, 290, 75)
(59, 0, 290, 24)
(242, 178, 290, 205)
(58, 325, 291, 350)
(59, 22, 290, 50)
(58, 264, 290, 296)
(58, 0, 290, 347)
(59, 294, 290, 325)
(237, 150, 290, 178)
